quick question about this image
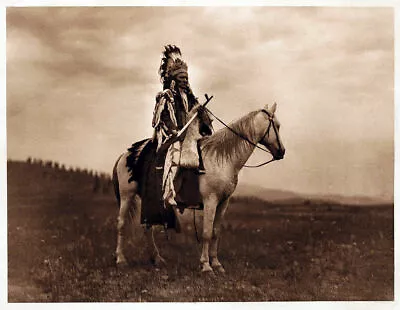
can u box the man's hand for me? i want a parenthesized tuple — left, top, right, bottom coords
(168, 129, 178, 138)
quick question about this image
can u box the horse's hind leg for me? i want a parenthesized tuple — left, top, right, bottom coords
(144, 226, 166, 267)
(116, 196, 132, 266)
(209, 198, 230, 273)
(116, 185, 138, 267)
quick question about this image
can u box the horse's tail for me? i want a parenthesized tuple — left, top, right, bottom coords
(112, 154, 123, 207)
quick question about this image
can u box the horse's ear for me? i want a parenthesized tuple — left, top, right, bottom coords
(271, 102, 277, 114)
(263, 104, 269, 111)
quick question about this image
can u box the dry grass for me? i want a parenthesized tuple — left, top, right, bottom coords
(7, 160, 394, 302)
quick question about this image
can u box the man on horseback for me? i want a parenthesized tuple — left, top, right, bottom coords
(152, 45, 213, 206)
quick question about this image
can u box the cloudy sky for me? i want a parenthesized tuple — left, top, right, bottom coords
(6, 6, 394, 201)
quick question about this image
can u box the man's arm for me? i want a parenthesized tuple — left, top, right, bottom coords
(152, 89, 178, 131)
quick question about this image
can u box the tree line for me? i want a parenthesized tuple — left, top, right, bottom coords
(8, 157, 113, 194)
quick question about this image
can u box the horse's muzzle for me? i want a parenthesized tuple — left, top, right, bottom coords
(274, 149, 285, 160)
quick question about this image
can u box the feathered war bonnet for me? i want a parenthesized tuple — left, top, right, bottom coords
(158, 45, 188, 89)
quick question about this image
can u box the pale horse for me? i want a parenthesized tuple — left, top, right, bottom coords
(112, 102, 285, 274)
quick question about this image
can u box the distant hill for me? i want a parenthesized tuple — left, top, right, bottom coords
(233, 183, 393, 206)
(6, 159, 392, 207)
(233, 183, 302, 202)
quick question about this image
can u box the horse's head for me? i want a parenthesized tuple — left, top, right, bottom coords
(258, 103, 285, 160)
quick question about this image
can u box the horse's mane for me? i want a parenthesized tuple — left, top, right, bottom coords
(200, 111, 258, 163)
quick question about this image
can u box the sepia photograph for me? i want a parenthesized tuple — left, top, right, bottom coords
(4, 3, 396, 306)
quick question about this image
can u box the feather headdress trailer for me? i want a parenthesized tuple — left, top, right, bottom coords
(158, 45, 188, 84)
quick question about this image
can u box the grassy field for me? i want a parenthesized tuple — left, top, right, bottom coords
(7, 160, 394, 302)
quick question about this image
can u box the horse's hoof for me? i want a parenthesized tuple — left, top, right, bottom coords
(116, 260, 129, 270)
(213, 265, 226, 274)
(201, 269, 216, 279)
(200, 263, 214, 275)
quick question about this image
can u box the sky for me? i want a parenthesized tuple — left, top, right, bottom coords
(5, 6, 394, 201)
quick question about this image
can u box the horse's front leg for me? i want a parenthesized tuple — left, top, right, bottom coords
(200, 194, 219, 273)
(209, 198, 230, 273)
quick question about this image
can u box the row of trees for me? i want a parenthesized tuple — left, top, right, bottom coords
(26, 157, 110, 178)
(22, 157, 113, 194)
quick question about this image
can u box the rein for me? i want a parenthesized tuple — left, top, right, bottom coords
(204, 107, 278, 168)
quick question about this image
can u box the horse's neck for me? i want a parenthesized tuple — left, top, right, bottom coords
(201, 111, 261, 172)
(231, 135, 257, 171)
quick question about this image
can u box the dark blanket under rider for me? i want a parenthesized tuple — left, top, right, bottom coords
(126, 139, 176, 229)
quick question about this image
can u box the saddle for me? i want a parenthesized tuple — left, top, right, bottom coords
(126, 139, 203, 231)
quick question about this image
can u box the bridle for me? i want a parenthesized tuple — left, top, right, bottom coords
(260, 109, 284, 152)
(204, 107, 283, 168)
